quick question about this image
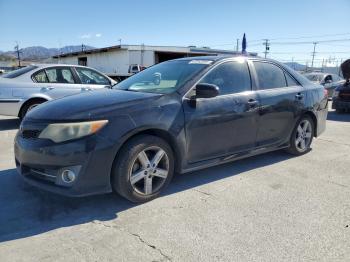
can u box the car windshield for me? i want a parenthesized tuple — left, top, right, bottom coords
(304, 74, 324, 82)
(113, 60, 212, 94)
(2, 65, 38, 78)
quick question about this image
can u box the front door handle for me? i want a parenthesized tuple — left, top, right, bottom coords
(295, 93, 304, 100)
(247, 99, 259, 107)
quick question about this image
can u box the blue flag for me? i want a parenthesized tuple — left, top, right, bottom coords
(242, 33, 247, 55)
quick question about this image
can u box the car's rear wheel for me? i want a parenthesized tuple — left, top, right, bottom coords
(112, 135, 174, 203)
(285, 116, 314, 155)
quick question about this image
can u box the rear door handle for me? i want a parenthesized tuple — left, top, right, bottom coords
(295, 93, 304, 100)
(247, 99, 259, 107)
(41, 87, 55, 92)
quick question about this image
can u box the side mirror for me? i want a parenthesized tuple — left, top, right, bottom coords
(195, 83, 219, 99)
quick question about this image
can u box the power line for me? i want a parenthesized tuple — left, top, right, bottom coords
(271, 38, 350, 45)
(209, 37, 350, 50)
(261, 32, 350, 41)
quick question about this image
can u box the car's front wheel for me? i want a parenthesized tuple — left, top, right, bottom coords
(286, 116, 314, 155)
(112, 135, 174, 203)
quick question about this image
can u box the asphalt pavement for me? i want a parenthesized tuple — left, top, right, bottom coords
(0, 107, 349, 262)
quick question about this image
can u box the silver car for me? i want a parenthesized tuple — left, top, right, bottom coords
(0, 64, 117, 118)
(304, 72, 345, 98)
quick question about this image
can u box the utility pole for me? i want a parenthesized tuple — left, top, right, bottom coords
(118, 39, 122, 46)
(81, 44, 86, 52)
(140, 43, 145, 67)
(321, 58, 325, 72)
(236, 38, 239, 52)
(311, 42, 317, 68)
(292, 57, 295, 69)
(263, 39, 270, 58)
(14, 43, 21, 68)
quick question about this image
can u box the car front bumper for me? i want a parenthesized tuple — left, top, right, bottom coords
(14, 130, 117, 197)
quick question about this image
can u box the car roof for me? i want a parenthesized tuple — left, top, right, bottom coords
(30, 63, 93, 69)
(172, 55, 286, 64)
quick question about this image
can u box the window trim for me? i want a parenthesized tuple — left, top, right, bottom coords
(284, 71, 301, 87)
(252, 60, 301, 90)
(184, 59, 253, 99)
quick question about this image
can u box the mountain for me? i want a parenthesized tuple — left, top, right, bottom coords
(1, 45, 95, 61)
(284, 62, 306, 71)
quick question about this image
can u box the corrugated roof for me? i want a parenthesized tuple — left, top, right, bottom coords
(52, 44, 256, 58)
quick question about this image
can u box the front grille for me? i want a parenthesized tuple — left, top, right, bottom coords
(21, 130, 41, 139)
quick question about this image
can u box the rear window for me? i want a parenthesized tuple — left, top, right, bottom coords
(2, 65, 38, 79)
(253, 62, 287, 89)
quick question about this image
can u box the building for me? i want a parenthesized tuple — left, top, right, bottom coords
(52, 44, 257, 80)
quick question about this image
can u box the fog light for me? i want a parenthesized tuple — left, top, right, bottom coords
(61, 170, 76, 183)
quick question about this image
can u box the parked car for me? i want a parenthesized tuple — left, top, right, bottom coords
(14, 56, 328, 203)
(332, 83, 350, 112)
(304, 72, 345, 98)
(128, 64, 147, 74)
(332, 59, 350, 113)
(0, 64, 117, 119)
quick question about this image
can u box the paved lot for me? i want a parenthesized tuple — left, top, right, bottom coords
(0, 107, 349, 262)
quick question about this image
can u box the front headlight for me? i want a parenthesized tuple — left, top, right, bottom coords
(39, 120, 108, 143)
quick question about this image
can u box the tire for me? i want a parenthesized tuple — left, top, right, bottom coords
(111, 135, 175, 203)
(19, 100, 45, 120)
(285, 115, 314, 156)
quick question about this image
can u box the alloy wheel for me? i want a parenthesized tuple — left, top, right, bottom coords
(295, 119, 312, 152)
(129, 146, 169, 195)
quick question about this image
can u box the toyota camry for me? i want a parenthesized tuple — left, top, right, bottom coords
(14, 56, 328, 202)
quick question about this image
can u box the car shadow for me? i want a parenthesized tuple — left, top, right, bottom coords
(327, 111, 350, 122)
(0, 150, 292, 243)
(0, 118, 20, 131)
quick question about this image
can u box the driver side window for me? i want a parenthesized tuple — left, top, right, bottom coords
(200, 61, 251, 95)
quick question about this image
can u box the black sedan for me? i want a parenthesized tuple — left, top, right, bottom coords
(14, 56, 328, 202)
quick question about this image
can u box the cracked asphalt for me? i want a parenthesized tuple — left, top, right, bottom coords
(0, 106, 349, 262)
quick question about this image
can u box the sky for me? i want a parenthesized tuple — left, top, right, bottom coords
(1, 0, 350, 66)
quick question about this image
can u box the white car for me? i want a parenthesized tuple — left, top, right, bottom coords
(0, 64, 117, 118)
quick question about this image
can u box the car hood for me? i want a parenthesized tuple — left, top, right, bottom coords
(26, 89, 162, 121)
